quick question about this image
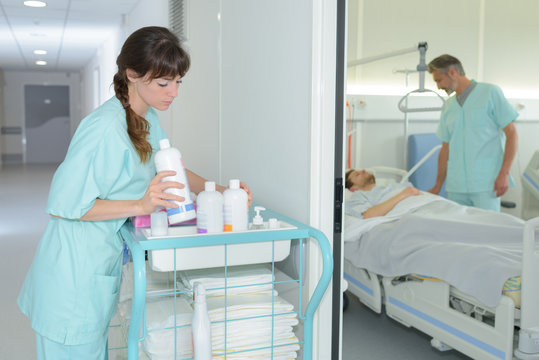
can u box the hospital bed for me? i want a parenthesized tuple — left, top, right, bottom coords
(343, 143, 539, 360)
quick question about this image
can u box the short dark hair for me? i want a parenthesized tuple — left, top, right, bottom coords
(345, 169, 354, 189)
(428, 54, 465, 76)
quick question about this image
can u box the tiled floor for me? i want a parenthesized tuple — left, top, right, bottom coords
(342, 292, 471, 359)
(0, 163, 55, 360)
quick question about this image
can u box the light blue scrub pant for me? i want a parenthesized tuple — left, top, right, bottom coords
(36, 332, 108, 360)
(448, 191, 501, 212)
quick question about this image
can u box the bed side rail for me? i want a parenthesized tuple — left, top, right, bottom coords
(515, 216, 539, 358)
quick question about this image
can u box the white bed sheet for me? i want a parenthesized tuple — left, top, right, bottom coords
(344, 192, 537, 307)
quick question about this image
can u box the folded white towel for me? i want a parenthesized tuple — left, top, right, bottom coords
(178, 264, 276, 297)
(139, 294, 299, 360)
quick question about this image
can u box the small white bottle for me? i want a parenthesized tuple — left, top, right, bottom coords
(150, 210, 168, 236)
(268, 218, 280, 229)
(154, 139, 196, 224)
(223, 179, 248, 232)
(196, 181, 224, 234)
(249, 206, 266, 230)
(192, 282, 212, 360)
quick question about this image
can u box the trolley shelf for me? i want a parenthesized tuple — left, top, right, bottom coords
(119, 206, 333, 360)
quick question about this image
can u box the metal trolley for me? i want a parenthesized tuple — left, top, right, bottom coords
(118, 206, 333, 360)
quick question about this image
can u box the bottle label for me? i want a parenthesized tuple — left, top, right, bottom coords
(167, 204, 185, 216)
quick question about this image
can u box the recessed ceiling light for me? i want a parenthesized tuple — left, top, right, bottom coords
(35, 60, 47, 66)
(24, 1, 47, 7)
(34, 49, 47, 55)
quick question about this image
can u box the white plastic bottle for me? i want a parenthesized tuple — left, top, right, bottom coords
(223, 179, 248, 232)
(192, 282, 212, 360)
(196, 181, 224, 234)
(154, 139, 196, 224)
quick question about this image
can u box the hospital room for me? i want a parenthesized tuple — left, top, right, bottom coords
(1, 0, 539, 360)
(342, 0, 539, 360)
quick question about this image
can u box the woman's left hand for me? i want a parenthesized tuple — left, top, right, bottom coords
(240, 181, 253, 207)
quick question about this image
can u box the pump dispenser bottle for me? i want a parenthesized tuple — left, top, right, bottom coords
(192, 282, 212, 360)
(223, 179, 248, 232)
(196, 181, 224, 234)
(154, 139, 196, 224)
(249, 206, 266, 230)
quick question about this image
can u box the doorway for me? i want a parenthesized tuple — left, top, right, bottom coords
(24, 85, 71, 164)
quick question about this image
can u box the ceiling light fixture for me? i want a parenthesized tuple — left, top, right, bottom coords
(34, 50, 47, 55)
(35, 60, 47, 66)
(24, 1, 47, 7)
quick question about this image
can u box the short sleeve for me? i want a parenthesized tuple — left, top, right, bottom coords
(489, 85, 518, 129)
(345, 190, 375, 219)
(46, 119, 129, 219)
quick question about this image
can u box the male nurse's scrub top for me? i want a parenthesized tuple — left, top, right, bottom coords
(436, 82, 518, 193)
(18, 96, 167, 345)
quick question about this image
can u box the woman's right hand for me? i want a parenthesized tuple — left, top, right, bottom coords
(139, 171, 185, 215)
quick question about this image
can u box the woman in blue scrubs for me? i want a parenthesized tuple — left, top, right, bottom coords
(18, 26, 250, 359)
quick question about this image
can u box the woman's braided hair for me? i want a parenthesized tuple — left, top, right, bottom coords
(113, 26, 190, 162)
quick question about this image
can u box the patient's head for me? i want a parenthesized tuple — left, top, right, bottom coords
(345, 169, 376, 191)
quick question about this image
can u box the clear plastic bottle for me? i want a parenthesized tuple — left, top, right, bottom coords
(154, 139, 196, 224)
(249, 206, 266, 230)
(196, 181, 224, 234)
(192, 282, 212, 360)
(223, 179, 248, 232)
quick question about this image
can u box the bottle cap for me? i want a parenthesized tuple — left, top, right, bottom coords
(229, 179, 240, 189)
(205, 181, 216, 192)
(253, 206, 265, 225)
(193, 282, 206, 303)
(268, 218, 279, 229)
(159, 138, 171, 149)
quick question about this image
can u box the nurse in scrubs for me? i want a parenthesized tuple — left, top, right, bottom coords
(18, 26, 251, 359)
(427, 54, 518, 212)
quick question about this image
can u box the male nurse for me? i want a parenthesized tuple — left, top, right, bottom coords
(427, 54, 518, 212)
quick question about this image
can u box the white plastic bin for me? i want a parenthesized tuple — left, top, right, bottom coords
(144, 223, 294, 272)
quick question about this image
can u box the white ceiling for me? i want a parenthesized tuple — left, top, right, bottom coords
(0, 0, 140, 72)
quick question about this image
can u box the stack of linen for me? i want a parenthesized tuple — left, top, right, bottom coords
(115, 263, 300, 359)
(141, 264, 300, 359)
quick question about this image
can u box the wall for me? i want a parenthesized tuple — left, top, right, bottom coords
(0, 71, 81, 163)
(0, 69, 4, 166)
(80, 27, 123, 118)
(346, 0, 539, 218)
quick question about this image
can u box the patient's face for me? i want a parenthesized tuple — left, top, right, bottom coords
(349, 169, 376, 190)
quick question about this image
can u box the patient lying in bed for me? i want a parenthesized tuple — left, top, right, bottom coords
(344, 168, 535, 307)
(345, 169, 421, 218)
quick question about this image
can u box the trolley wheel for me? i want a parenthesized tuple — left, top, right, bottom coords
(343, 292, 350, 312)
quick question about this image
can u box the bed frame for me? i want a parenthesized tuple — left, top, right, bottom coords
(343, 170, 539, 360)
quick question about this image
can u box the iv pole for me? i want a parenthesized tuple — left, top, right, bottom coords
(347, 42, 445, 168)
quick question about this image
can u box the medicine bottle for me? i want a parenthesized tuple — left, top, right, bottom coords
(223, 179, 248, 232)
(154, 139, 196, 224)
(196, 181, 224, 234)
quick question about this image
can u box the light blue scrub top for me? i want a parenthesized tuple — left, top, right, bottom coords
(18, 97, 167, 345)
(436, 82, 518, 193)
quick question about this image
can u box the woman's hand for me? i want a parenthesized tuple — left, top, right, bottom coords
(138, 171, 185, 214)
(240, 181, 253, 207)
(215, 181, 253, 207)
